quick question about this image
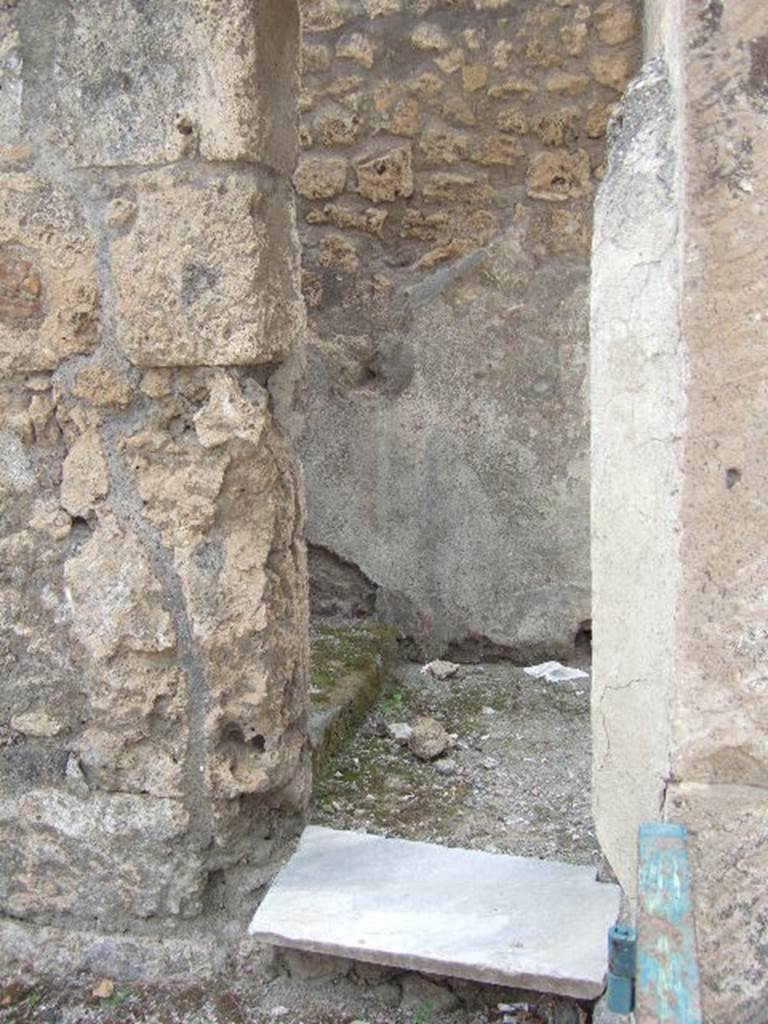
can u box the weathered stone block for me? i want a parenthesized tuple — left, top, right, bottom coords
(527, 149, 592, 201)
(302, 42, 332, 73)
(365, 0, 400, 14)
(24, 0, 299, 171)
(79, 659, 188, 799)
(110, 170, 298, 367)
(546, 72, 590, 96)
(336, 32, 376, 68)
(389, 97, 420, 135)
(594, 2, 639, 45)
(488, 77, 537, 98)
(420, 172, 493, 204)
(0, 177, 99, 375)
(585, 102, 614, 139)
(496, 107, 528, 134)
(560, 23, 588, 57)
(0, 789, 203, 921)
(313, 106, 360, 147)
(64, 515, 176, 662)
(355, 146, 413, 202)
(10, 711, 65, 738)
(73, 365, 133, 408)
(462, 64, 488, 92)
(117, 373, 310, 808)
(294, 156, 348, 198)
(531, 110, 580, 146)
(407, 72, 445, 98)
(323, 203, 387, 236)
(590, 54, 633, 93)
(302, 0, 351, 31)
(411, 24, 450, 52)
(420, 129, 469, 165)
(525, 40, 563, 68)
(60, 427, 109, 519)
(320, 234, 359, 271)
(471, 134, 524, 166)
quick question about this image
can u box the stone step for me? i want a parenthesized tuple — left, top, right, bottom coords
(308, 622, 396, 770)
(249, 826, 621, 1001)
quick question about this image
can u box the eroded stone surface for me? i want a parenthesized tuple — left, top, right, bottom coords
(303, 226, 592, 656)
(0, 789, 203, 921)
(18, 0, 299, 171)
(64, 516, 176, 662)
(111, 171, 299, 367)
(355, 145, 414, 202)
(0, 0, 310, 983)
(0, 178, 99, 374)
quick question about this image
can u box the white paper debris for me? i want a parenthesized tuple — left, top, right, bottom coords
(523, 661, 589, 683)
(420, 659, 460, 680)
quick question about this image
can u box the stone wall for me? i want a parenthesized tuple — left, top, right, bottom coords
(297, 0, 641, 657)
(0, 0, 309, 981)
(591, 1, 768, 1019)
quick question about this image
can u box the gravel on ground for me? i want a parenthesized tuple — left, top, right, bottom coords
(313, 659, 597, 866)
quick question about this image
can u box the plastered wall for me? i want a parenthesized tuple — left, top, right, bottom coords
(591, 1, 768, 1018)
(298, 0, 641, 658)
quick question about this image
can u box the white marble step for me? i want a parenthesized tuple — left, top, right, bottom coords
(249, 826, 620, 1000)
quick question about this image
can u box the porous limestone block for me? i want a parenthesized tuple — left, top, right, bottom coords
(60, 427, 109, 519)
(594, 2, 640, 46)
(355, 146, 413, 202)
(18, 0, 298, 171)
(527, 149, 592, 201)
(0, 789, 204, 920)
(590, 54, 634, 93)
(666, 784, 768, 1022)
(0, 13, 22, 151)
(294, 156, 348, 198)
(64, 515, 177, 663)
(78, 659, 189, 800)
(0, 176, 99, 375)
(120, 370, 310, 808)
(58, 515, 189, 797)
(302, 0, 351, 32)
(110, 170, 300, 367)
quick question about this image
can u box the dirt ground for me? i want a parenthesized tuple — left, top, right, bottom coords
(0, 968, 591, 1024)
(314, 658, 597, 866)
(0, 658, 600, 1024)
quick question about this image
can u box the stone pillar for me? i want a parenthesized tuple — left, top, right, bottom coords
(591, 1, 768, 1019)
(0, 0, 310, 981)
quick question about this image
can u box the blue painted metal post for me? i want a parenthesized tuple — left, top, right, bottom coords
(635, 823, 703, 1024)
(606, 923, 636, 1013)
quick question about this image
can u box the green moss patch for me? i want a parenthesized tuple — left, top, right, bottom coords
(309, 622, 397, 772)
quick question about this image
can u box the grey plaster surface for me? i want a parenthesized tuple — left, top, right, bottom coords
(249, 826, 620, 1000)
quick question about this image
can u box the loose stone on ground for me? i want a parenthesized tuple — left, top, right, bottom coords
(312, 658, 597, 865)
